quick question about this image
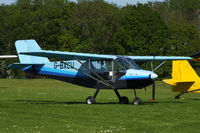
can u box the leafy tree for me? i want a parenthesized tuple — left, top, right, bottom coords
(151, 0, 200, 27)
(68, 0, 123, 54)
(112, 4, 171, 56)
(169, 22, 200, 56)
(0, 0, 199, 78)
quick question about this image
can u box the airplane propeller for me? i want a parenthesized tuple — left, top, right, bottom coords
(151, 61, 166, 101)
(152, 79, 155, 101)
(150, 61, 161, 102)
(150, 73, 157, 101)
(151, 61, 155, 101)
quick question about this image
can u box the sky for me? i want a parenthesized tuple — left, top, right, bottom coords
(0, 0, 164, 6)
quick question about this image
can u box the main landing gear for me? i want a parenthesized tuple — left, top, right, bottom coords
(86, 88, 100, 104)
(175, 92, 186, 99)
(86, 88, 142, 105)
(86, 96, 95, 104)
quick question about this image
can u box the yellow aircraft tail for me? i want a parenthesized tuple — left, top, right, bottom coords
(163, 60, 200, 93)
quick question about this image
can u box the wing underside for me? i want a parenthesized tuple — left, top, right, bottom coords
(20, 50, 116, 61)
(20, 50, 193, 61)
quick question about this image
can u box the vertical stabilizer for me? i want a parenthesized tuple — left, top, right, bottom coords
(163, 60, 200, 92)
(172, 60, 199, 82)
(15, 40, 50, 64)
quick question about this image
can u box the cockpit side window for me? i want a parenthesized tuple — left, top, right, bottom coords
(115, 59, 126, 71)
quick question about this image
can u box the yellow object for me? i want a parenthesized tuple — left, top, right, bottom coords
(163, 60, 200, 93)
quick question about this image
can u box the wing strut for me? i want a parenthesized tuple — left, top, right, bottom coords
(60, 61, 111, 88)
(74, 57, 115, 89)
(63, 58, 127, 104)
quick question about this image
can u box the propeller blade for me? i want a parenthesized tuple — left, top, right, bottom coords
(151, 61, 153, 71)
(152, 79, 155, 101)
(153, 61, 166, 72)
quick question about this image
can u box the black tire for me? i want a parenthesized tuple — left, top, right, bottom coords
(120, 96, 129, 104)
(86, 96, 95, 104)
(175, 96, 180, 99)
(133, 97, 142, 105)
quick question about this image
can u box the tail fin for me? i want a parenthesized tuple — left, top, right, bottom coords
(163, 60, 199, 92)
(15, 40, 50, 64)
(171, 60, 199, 82)
(163, 60, 198, 84)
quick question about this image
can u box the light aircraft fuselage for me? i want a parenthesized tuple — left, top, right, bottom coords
(23, 60, 157, 89)
(8, 40, 194, 104)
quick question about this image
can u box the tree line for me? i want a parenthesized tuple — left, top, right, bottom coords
(0, 0, 200, 78)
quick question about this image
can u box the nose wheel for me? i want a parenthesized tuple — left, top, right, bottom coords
(133, 89, 142, 105)
(133, 97, 142, 105)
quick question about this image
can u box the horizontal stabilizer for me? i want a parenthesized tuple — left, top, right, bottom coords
(0, 55, 17, 58)
(172, 82, 194, 92)
(8, 63, 44, 69)
(163, 79, 195, 85)
(163, 79, 195, 92)
(163, 79, 176, 86)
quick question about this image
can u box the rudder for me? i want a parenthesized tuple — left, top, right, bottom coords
(15, 40, 50, 64)
(171, 60, 199, 82)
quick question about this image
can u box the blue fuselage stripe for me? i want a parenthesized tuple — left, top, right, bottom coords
(24, 67, 87, 78)
(119, 76, 149, 80)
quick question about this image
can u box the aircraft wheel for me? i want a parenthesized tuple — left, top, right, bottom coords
(120, 96, 129, 104)
(86, 96, 95, 104)
(175, 96, 180, 99)
(133, 97, 142, 105)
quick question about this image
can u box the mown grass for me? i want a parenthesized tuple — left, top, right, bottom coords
(0, 79, 200, 133)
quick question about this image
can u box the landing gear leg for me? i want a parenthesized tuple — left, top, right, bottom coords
(86, 88, 100, 104)
(133, 89, 142, 105)
(114, 89, 129, 104)
(175, 92, 185, 99)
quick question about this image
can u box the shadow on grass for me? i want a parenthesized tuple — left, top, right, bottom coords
(16, 99, 184, 105)
(16, 100, 121, 105)
(0, 87, 9, 88)
(143, 101, 185, 105)
(16, 100, 85, 104)
(189, 98, 200, 100)
(16, 100, 118, 105)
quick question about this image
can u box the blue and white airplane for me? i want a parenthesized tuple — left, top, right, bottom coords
(8, 40, 193, 104)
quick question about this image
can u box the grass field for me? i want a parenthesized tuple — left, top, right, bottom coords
(0, 79, 200, 133)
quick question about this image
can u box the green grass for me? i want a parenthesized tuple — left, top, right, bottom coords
(0, 79, 200, 133)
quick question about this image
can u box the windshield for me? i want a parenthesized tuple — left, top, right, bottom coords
(114, 56, 140, 71)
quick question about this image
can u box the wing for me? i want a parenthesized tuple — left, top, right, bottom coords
(20, 50, 192, 61)
(20, 50, 116, 61)
(128, 56, 192, 61)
